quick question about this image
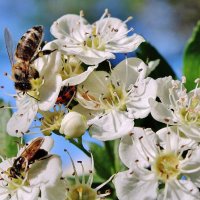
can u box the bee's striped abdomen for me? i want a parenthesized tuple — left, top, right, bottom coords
(15, 26, 43, 62)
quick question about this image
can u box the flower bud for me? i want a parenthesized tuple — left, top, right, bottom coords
(59, 111, 88, 139)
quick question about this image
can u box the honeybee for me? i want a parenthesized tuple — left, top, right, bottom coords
(4, 26, 55, 93)
(9, 137, 48, 178)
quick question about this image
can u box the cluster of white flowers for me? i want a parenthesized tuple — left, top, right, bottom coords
(3, 9, 200, 200)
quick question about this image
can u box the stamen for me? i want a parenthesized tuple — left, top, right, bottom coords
(77, 161, 85, 184)
(87, 153, 94, 186)
(123, 16, 133, 24)
(64, 149, 80, 184)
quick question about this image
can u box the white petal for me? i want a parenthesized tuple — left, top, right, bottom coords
(7, 96, 38, 137)
(62, 65, 97, 86)
(181, 147, 200, 172)
(157, 127, 197, 153)
(40, 179, 65, 200)
(95, 17, 128, 40)
(113, 170, 157, 200)
(73, 48, 115, 65)
(179, 125, 200, 142)
(72, 104, 99, 120)
(149, 98, 176, 124)
(0, 158, 13, 170)
(14, 187, 40, 200)
(146, 59, 160, 76)
(156, 76, 173, 105)
(39, 75, 62, 111)
(119, 128, 156, 168)
(111, 57, 147, 88)
(106, 33, 145, 53)
(89, 110, 134, 141)
(161, 181, 200, 200)
(40, 136, 54, 152)
(96, 17, 144, 52)
(127, 78, 158, 118)
(29, 155, 62, 187)
(50, 14, 89, 40)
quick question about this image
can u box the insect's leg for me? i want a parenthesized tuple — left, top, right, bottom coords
(30, 49, 57, 63)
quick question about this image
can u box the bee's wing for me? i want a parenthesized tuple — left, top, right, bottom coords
(4, 28, 15, 66)
(20, 137, 44, 160)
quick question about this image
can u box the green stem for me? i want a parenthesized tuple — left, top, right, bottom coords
(69, 138, 91, 157)
(114, 139, 121, 172)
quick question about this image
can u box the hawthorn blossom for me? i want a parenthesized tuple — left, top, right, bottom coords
(63, 150, 114, 200)
(7, 42, 62, 137)
(113, 127, 200, 200)
(73, 58, 157, 140)
(59, 55, 98, 87)
(0, 136, 65, 200)
(50, 9, 144, 65)
(149, 76, 200, 141)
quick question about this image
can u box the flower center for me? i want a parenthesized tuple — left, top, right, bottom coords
(40, 107, 65, 135)
(28, 77, 44, 99)
(60, 56, 84, 80)
(80, 82, 127, 112)
(67, 184, 97, 200)
(153, 152, 180, 182)
(8, 175, 29, 190)
(0, 169, 29, 196)
(179, 96, 200, 125)
(84, 26, 105, 51)
(101, 83, 127, 111)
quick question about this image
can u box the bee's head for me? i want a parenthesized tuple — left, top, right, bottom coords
(15, 82, 32, 92)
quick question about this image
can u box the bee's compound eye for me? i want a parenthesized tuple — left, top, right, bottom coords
(9, 167, 16, 177)
(14, 74, 20, 81)
(15, 82, 32, 91)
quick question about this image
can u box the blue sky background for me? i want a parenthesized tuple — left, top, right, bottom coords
(0, 0, 198, 167)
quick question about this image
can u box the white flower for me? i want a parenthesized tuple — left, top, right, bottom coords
(39, 106, 66, 136)
(113, 127, 200, 200)
(0, 136, 65, 200)
(149, 76, 200, 141)
(63, 150, 114, 200)
(74, 58, 157, 141)
(50, 9, 145, 65)
(7, 42, 62, 137)
(59, 111, 88, 139)
(59, 55, 98, 86)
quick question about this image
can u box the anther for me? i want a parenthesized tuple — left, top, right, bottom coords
(164, 118, 170, 122)
(139, 136, 143, 140)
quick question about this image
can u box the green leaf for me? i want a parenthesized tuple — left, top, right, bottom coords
(136, 42, 176, 79)
(183, 20, 200, 91)
(0, 99, 19, 157)
(90, 142, 115, 180)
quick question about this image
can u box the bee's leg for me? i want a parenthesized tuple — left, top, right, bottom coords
(26, 92, 40, 101)
(30, 49, 57, 63)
